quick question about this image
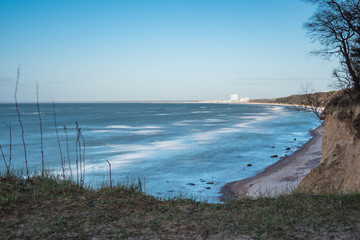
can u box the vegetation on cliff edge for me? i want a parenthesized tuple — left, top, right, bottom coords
(1, 174, 360, 239)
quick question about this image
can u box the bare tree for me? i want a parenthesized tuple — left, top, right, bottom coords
(305, 0, 360, 93)
(298, 83, 325, 120)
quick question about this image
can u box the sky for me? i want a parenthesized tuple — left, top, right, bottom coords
(0, 0, 337, 102)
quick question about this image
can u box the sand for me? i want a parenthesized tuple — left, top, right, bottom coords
(220, 124, 324, 201)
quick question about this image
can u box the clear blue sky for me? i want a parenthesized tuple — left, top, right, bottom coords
(0, 0, 336, 102)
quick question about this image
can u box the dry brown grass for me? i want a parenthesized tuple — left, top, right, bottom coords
(1, 175, 360, 239)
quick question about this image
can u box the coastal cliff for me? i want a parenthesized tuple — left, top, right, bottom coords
(298, 93, 360, 193)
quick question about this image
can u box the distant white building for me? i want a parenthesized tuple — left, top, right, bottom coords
(230, 94, 238, 101)
(239, 97, 250, 103)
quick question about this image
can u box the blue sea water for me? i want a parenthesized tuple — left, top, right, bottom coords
(0, 103, 320, 202)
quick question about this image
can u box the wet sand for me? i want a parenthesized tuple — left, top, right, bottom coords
(220, 124, 323, 201)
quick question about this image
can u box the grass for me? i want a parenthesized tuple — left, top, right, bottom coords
(1, 175, 360, 239)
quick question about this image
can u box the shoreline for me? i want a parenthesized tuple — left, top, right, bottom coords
(220, 124, 324, 202)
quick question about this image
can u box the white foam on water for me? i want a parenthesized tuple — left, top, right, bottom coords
(129, 129, 163, 135)
(191, 127, 240, 142)
(234, 123, 251, 128)
(271, 106, 283, 111)
(236, 116, 254, 120)
(103, 139, 189, 164)
(142, 126, 162, 129)
(106, 144, 153, 152)
(105, 125, 162, 131)
(234, 115, 275, 129)
(152, 139, 188, 151)
(85, 154, 145, 173)
(215, 128, 238, 133)
(191, 111, 211, 114)
(92, 129, 120, 133)
(191, 114, 278, 144)
(114, 152, 152, 161)
(22, 112, 41, 115)
(172, 121, 189, 126)
(191, 131, 217, 141)
(254, 115, 275, 121)
(172, 119, 199, 126)
(205, 119, 226, 123)
(106, 125, 134, 129)
(236, 115, 274, 122)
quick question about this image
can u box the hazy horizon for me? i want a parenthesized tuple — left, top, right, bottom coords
(0, 0, 336, 102)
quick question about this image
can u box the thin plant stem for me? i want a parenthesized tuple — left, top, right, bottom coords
(0, 145, 8, 175)
(75, 135, 79, 185)
(36, 82, 45, 177)
(9, 123, 11, 176)
(80, 129, 85, 185)
(53, 102, 65, 179)
(75, 122, 80, 185)
(78, 135, 82, 186)
(64, 125, 72, 178)
(75, 122, 85, 187)
(1, 123, 12, 176)
(14, 67, 29, 179)
(106, 160, 112, 188)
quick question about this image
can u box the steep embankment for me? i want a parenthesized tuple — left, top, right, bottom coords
(298, 93, 360, 193)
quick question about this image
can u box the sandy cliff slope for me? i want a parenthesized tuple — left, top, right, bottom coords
(298, 94, 360, 193)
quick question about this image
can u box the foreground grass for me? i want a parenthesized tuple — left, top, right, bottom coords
(1, 176, 360, 239)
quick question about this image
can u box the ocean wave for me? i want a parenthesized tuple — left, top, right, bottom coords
(172, 120, 199, 126)
(157, 113, 171, 116)
(172, 122, 189, 126)
(215, 128, 238, 133)
(21, 112, 42, 115)
(106, 125, 134, 129)
(191, 111, 211, 114)
(142, 126, 162, 129)
(85, 155, 140, 173)
(107, 139, 187, 154)
(91, 130, 120, 133)
(234, 115, 275, 129)
(152, 139, 187, 151)
(234, 123, 251, 128)
(271, 106, 283, 111)
(205, 119, 226, 123)
(105, 125, 162, 130)
(191, 126, 242, 142)
(106, 144, 153, 153)
(191, 132, 215, 141)
(129, 129, 163, 135)
(88, 139, 189, 171)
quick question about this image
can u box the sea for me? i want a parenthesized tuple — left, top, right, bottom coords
(0, 103, 320, 202)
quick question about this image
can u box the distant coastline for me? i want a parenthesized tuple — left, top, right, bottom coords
(0, 100, 300, 105)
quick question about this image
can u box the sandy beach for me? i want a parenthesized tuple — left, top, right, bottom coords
(220, 124, 324, 201)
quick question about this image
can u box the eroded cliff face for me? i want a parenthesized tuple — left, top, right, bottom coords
(298, 94, 360, 193)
